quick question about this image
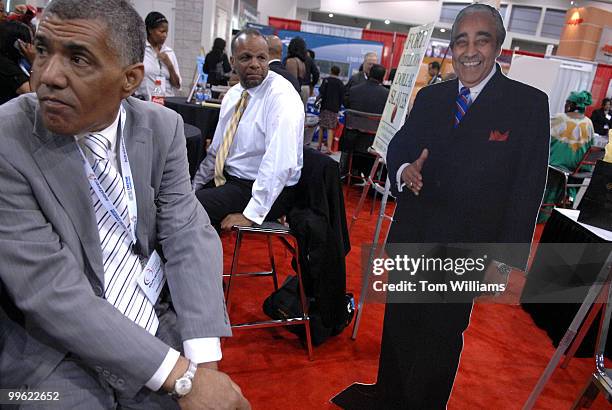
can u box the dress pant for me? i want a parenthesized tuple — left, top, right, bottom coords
(374, 301, 473, 410)
(20, 304, 182, 410)
(195, 174, 296, 227)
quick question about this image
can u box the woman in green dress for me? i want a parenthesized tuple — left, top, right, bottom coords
(539, 91, 594, 222)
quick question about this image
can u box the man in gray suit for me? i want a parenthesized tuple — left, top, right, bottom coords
(0, 1, 249, 409)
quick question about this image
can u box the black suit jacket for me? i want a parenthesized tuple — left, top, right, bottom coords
(269, 60, 301, 92)
(288, 148, 350, 327)
(345, 79, 389, 114)
(346, 71, 366, 89)
(386, 67, 550, 270)
(590, 108, 611, 136)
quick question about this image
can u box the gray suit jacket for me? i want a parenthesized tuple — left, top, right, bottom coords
(0, 94, 230, 397)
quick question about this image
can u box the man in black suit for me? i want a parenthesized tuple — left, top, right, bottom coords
(428, 61, 443, 84)
(590, 97, 611, 136)
(345, 64, 388, 113)
(266, 35, 300, 93)
(345, 51, 378, 94)
(340, 64, 389, 176)
(336, 4, 549, 409)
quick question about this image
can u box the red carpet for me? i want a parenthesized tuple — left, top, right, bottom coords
(218, 185, 611, 409)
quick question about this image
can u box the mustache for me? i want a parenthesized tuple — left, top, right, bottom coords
(458, 56, 481, 64)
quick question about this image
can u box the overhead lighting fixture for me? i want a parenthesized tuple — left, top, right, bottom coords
(440, 28, 447, 33)
(329, 13, 334, 18)
(567, 10, 583, 25)
(384, 19, 391, 24)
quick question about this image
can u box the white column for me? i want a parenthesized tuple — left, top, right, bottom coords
(257, 0, 297, 25)
(201, 0, 217, 53)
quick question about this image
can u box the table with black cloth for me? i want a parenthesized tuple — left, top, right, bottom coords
(521, 208, 612, 358)
(165, 96, 220, 143)
(183, 123, 203, 180)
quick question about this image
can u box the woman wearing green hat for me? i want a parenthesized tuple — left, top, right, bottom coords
(539, 90, 595, 222)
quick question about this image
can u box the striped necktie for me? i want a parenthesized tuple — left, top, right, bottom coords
(454, 86, 472, 128)
(214, 90, 251, 186)
(83, 134, 159, 335)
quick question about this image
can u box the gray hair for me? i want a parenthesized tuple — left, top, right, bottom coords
(364, 51, 377, 62)
(450, 3, 506, 50)
(44, 0, 145, 66)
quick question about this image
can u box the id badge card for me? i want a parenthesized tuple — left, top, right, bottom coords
(137, 250, 166, 304)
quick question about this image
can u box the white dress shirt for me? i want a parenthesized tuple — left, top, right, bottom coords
(193, 70, 305, 225)
(396, 64, 498, 192)
(77, 107, 220, 391)
(136, 41, 182, 99)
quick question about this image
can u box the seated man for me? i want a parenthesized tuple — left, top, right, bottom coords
(0, 1, 248, 409)
(342, 64, 389, 176)
(193, 28, 305, 230)
(345, 63, 389, 114)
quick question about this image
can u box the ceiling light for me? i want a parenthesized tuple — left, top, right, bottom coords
(329, 13, 334, 18)
(440, 28, 446, 33)
(384, 19, 390, 24)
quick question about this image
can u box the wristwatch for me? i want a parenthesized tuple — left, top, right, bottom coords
(171, 360, 197, 399)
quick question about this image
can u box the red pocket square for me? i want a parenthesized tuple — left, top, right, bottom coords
(489, 130, 509, 142)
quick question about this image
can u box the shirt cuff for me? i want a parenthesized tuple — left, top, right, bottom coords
(396, 162, 411, 192)
(145, 348, 180, 391)
(243, 198, 269, 225)
(183, 337, 222, 364)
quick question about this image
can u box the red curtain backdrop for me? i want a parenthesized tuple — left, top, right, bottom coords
(362, 29, 395, 75)
(587, 63, 612, 117)
(391, 33, 407, 70)
(268, 17, 301, 31)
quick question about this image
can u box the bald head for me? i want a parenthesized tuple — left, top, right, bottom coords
(267, 35, 283, 60)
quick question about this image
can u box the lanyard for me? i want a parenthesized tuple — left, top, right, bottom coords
(77, 105, 138, 245)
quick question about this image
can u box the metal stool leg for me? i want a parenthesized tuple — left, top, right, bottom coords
(225, 230, 243, 315)
(267, 235, 279, 291)
(226, 226, 313, 360)
(346, 153, 354, 187)
(289, 236, 313, 360)
(572, 378, 600, 409)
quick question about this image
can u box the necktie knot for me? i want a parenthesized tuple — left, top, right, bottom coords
(454, 87, 472, 128)
(84, 134, 111, 161)
(238, 90, 250, 110)
(214, 90, 251, 186)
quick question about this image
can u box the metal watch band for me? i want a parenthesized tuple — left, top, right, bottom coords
(170, 360, 197, 398)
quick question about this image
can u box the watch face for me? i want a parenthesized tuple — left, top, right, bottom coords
(175, 377, 193, 396)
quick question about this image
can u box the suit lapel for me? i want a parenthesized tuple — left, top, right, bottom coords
(31, 109, 105, 283)
(121, 100, 153, 256)
(441, 79, 459, 134)
(456, 67, 504, 130)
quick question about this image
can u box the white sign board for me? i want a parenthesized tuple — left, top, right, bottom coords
(507, 55, 561, 97)
(373, 23, 434, 160)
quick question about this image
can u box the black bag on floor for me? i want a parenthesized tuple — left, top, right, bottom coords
(577, 160, 612, 230)
(262, 276, 354, 346)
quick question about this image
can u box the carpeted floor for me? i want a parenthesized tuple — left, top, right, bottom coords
(218, 184, 611, 409)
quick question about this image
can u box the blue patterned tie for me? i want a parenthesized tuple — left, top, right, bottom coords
(454, 87, 472, 128)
